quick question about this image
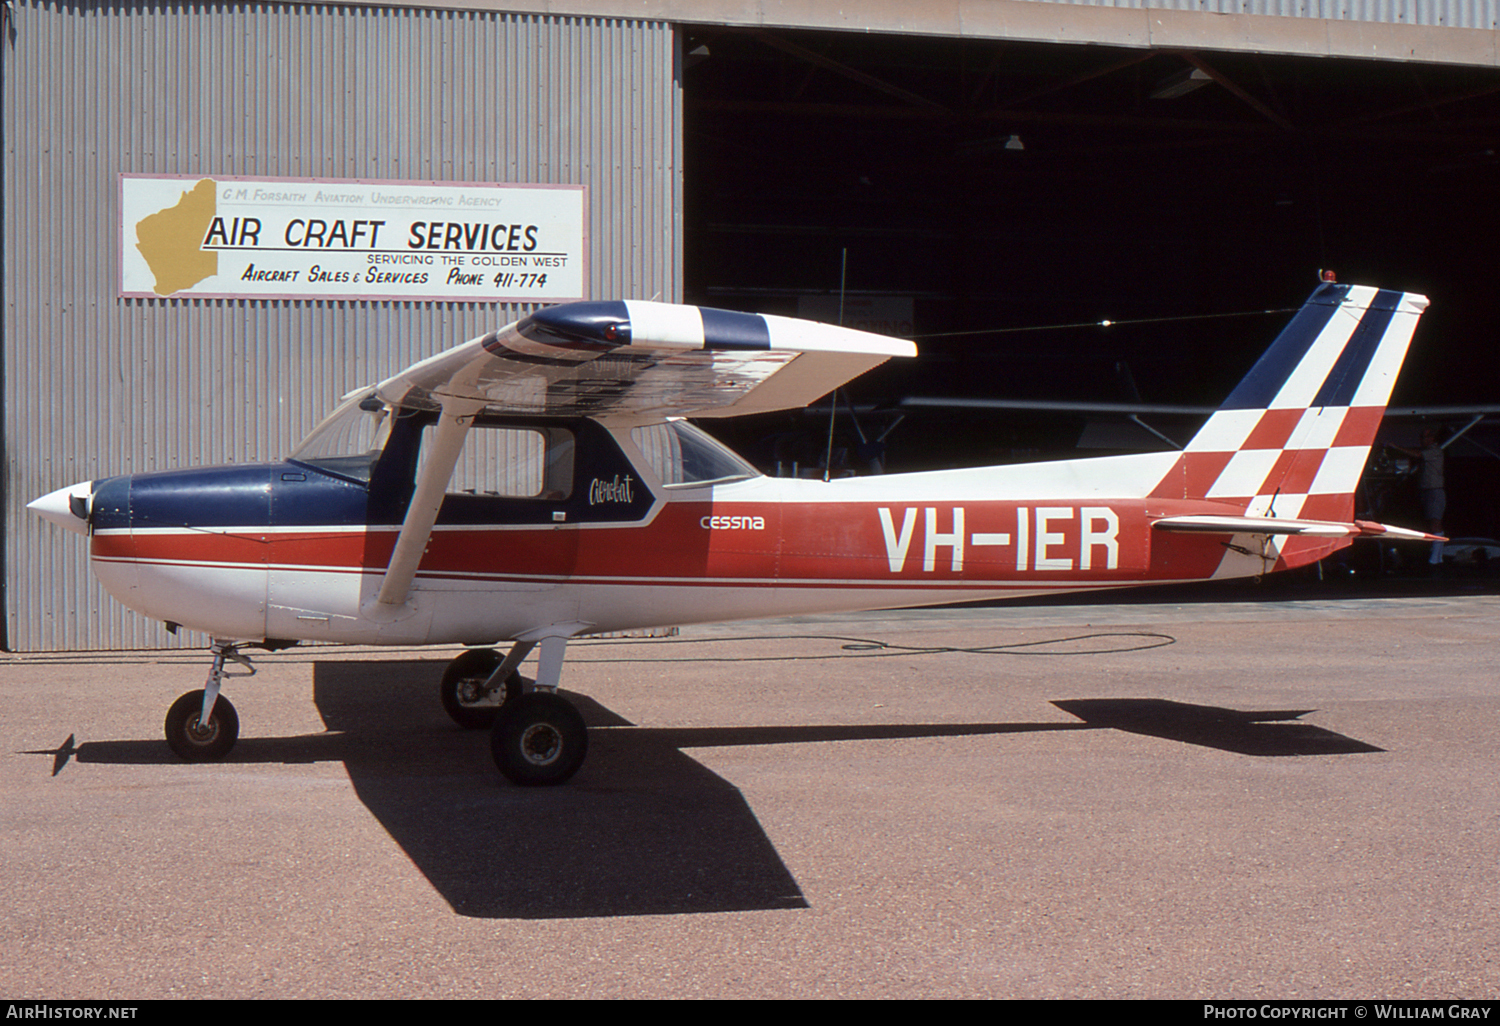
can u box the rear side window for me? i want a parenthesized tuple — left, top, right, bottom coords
(630, 420, 759, 487)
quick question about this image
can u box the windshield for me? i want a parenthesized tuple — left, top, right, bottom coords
(630, 420, 760, 487)
(288, 394, 394, 483)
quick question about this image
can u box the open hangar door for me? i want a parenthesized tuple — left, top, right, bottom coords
(679, 26, 1500, 555)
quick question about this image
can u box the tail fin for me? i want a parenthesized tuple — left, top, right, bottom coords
(1152, 283, 1428, 522)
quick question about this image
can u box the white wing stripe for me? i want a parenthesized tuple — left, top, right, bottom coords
(623, 300, 705, 350)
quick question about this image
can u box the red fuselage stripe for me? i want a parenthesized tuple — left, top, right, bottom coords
(93, 498, 1260, 586)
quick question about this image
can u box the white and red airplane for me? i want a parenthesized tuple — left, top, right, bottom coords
(29, 280, 1441, 785)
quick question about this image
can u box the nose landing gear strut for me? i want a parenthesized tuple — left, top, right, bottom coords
(163, 640, 256, 761)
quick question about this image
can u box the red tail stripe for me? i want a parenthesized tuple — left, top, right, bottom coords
(1242, 408, 1305, 450)
(1264, 448, 1328, 496)
(1149, 451, 1235, 500)
(1331, 407, 1385, 447)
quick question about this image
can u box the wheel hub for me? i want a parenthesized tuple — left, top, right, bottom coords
(185, 717, 218, 744)
(519, 723, 562, 766)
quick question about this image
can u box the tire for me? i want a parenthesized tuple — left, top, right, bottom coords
(439, 649, 524, 729)
(490, 691, 588, 786)
(164, 689, 240, 762)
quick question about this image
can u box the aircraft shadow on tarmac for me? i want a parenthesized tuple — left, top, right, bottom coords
(1050, 699, 1385, 757)
(56, 661, 1381, 919)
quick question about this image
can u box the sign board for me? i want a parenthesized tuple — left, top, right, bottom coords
(120, 174, 587, 303)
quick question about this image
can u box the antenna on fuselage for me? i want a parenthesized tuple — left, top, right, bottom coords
(823, 247, 848, 483)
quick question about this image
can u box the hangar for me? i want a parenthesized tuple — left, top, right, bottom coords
(4, 0, 1498, 650)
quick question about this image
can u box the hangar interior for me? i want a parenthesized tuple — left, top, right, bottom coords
(676, 26, 1500, 544)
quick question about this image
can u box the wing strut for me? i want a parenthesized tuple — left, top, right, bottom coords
(371, 397, 482, 613)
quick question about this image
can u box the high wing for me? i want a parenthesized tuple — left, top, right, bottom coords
(367, 300, 915, 613)
(374, 299, 916, 420)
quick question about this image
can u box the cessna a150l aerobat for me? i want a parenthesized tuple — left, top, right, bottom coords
(31, 281, 1441, 785)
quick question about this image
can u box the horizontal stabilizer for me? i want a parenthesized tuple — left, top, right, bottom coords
(1151, 514, 1444, 542)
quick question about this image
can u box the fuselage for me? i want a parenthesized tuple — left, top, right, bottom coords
(74, 416, 1288, 646)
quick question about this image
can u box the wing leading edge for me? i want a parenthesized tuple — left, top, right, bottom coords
(374, 300, 917, 421)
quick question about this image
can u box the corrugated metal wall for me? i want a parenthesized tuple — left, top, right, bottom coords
(2, 1, 682, 651)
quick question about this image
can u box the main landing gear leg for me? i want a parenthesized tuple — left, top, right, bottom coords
(490, 633, 588, 787)
(164, 640, 252, 762)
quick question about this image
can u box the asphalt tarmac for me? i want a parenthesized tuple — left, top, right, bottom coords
(3, 588, 1498, 999)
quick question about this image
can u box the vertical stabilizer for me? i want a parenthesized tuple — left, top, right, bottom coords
(1152, 283, 1428, 523)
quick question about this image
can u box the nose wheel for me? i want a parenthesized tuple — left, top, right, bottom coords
(164, 640, 254, 762)
(164, 689, 240, 761)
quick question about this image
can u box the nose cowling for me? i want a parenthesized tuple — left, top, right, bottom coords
(37, 466, 278, 641)
(28, 481, 93, 536)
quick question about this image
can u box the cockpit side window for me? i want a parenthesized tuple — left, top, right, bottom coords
(421, 422, 576, 500)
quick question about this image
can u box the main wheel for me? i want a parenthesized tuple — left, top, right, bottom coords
(491, 691, 588, 786)
(440, 649, 525, 729)
(164, 690, 240, 762)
